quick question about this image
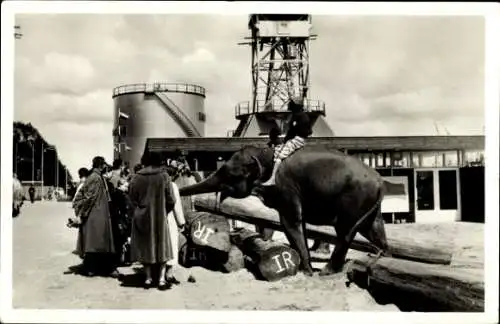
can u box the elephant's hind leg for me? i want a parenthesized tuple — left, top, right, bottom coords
(319, 225, 352, 276)
(359, 207, 391, 256)
(319, 206, 383, 276)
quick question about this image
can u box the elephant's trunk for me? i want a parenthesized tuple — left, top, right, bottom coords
(179, 169, 223, 196)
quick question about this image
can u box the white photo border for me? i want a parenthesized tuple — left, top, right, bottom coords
(1, 1, 499, 323)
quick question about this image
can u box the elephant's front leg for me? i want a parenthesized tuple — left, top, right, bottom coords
(279, 200, 313, 276)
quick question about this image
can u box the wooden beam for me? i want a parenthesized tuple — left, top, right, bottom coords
(346, 254, 484, 312)
(192, 194, 453, 265)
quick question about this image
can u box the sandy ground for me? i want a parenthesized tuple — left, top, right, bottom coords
(11, 202, 483, 310)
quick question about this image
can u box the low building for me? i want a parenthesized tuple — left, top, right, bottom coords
(144, 135, 485, 224)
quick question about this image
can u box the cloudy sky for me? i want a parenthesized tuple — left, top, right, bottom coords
(14, 14, 485, 178)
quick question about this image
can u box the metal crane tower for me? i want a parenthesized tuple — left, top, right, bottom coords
(231, 14, 334, 138)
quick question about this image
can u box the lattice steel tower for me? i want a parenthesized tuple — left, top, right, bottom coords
(232, 14, 334, 138)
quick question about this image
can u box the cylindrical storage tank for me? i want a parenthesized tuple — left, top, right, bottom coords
(112, 82, 206, 168)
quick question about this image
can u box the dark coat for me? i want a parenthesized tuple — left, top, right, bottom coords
(107, 180, 131, 255)
(73, 169, 115, 257)
(128, 166, 177, 264)
(285, 111, 313, 141)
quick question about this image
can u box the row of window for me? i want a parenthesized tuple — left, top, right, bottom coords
(351, 150, 484, 168)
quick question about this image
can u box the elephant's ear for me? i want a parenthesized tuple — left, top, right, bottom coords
(244, 155, 263, 180)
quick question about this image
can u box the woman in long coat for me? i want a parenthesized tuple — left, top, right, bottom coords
(129, 151, 185, 290)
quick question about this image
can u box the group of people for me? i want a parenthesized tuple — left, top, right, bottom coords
(70, 152, 192, 290)
(67, 98, 326, 289)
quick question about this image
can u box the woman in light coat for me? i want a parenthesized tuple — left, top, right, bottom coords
(166, 181, 185, 284)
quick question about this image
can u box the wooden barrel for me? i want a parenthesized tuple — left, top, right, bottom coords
(178, 231, 244, 272)
(230, 228, 301, 282)
(178, 232, 210, 269)
(185, 211, 232, 253)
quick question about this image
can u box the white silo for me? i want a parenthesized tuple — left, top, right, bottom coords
(112, 82, 206, 167)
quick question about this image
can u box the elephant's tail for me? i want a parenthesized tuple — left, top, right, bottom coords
(345, 187, 384, 242)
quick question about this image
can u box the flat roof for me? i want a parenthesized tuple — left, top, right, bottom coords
(147, 135, 485, 153)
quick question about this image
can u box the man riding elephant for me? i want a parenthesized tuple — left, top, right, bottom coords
(260, 98, 312, 187)
(179, 109, 394, 276)
(254, 99, 330, 253)
(252, 99, 311, 240)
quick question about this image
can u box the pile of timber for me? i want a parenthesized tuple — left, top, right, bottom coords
(177, 210, 301, 281)
(190, 193, 484, 312)
(193, 194, 453, 265)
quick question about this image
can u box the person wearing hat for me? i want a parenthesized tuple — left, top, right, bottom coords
(72, 156, 120, 278)
(261, 97, 313, 186)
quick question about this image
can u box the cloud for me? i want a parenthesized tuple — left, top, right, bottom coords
(310, 15, 484, 132)
(182, 47, 216, 64)
(15, 88, 112, 125)
(29, 52, 95, 94)
(13, 14, 485, 177)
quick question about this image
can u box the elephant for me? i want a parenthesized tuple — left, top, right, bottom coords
(179, 145, 399, 276)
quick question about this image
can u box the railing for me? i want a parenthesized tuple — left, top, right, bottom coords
(112, 82, 206, 97)
(235, 99, 326, 118)
(235, 101, 251, 116)
(154, 92, 202, 137)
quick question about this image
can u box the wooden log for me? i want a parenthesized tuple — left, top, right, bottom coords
(178, 231, 220, 270)
(346, 255, 484, 312)
(230, 228, 301, 282)
(193, 194, 453, 265)
(184, 211, 232, 253)
(178, 231, 244, 273)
